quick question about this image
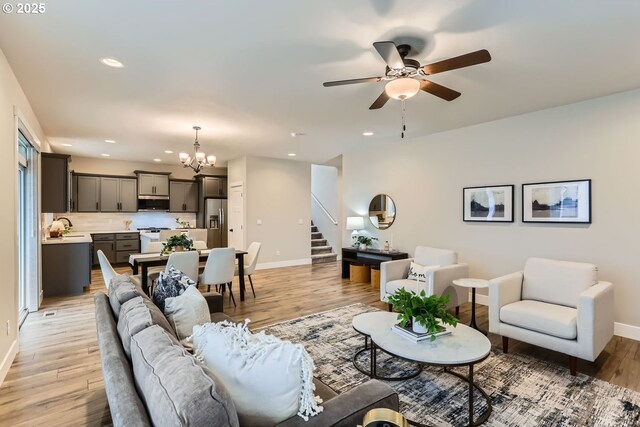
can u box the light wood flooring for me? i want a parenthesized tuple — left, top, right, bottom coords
(0, 261, 637, 426)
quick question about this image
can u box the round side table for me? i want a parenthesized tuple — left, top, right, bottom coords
(452, 278, 489, 334)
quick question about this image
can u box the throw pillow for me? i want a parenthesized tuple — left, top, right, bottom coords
(407, 262, 440, 283)
(108, 275, 141, 319)
(152, 266, 196, 312)
(117, 296, 177, 358)
(130, 325, 240, 427)
(164, 285, 210, 348)
(192, 321, 323, 427)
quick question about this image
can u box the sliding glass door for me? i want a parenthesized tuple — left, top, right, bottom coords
(17, 130, 34, 326)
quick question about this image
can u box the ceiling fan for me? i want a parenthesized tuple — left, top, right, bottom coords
(323, 41, 491, 110)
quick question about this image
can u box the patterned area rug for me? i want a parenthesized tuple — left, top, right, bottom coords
(259, 303, 640, 427)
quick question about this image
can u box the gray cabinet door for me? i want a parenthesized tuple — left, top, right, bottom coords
(185, 181, 199, 212)
(169, 181, 185, 212)
(203, 177, 220, 198)
(138, 174, 155, 195)
(41, 154, 69, 213)
(154, 175, 169, 196)
(219, 178, 227, 197)
(100, 177, 119, 211)
(119, 179, 138, 212)
(93, 240, 115, 265)
(77, 176, 100, 212)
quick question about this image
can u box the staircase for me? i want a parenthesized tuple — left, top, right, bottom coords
(310, 221, 337, 264)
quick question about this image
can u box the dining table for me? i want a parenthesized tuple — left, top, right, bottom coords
(128, 249, 249, 300)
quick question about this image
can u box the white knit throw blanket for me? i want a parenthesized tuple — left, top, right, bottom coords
(192, 320, 324, 421)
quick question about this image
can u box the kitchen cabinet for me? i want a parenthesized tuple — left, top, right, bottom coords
(169, 180, 199, 212)
(100, 177, 137, 212)
(92, 232, 140, 265)
(76, 175, 101, 212)
(136, 172, 170, 196)
(41, 153, 71, 213)
(202, 176, 227, 198)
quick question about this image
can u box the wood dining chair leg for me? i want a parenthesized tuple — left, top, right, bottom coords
(248, 275, 256, 298)
(207, 285, 211, 293)
(228, 282, 236, 307)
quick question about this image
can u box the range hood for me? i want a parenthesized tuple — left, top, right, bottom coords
(137, 195, 170, 211)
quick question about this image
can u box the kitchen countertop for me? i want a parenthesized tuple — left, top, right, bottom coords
(42, 234, 93, 245)
(84, 230, 140, 234)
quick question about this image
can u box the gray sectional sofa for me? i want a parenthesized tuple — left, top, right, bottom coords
(95, 279, 400, 427)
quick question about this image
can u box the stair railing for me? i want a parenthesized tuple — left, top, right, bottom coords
(311, 193, 338, 225)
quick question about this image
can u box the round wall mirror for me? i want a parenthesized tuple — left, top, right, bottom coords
(368, 194, 396, 229)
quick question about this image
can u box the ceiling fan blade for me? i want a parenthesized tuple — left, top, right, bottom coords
(323, 76, 382, 87)
(419, 80, 461, 101)
(369, 90, 390, 110)
(422, 49, 491, 75)
(373, 41, 405, 70)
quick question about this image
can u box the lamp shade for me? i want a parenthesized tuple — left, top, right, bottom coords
(346, 216, 365, 230)
(50, 220, 65, 231)
(385, 77, 420, 100)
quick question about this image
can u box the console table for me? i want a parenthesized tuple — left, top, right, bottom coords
(342, 247, 409, 279)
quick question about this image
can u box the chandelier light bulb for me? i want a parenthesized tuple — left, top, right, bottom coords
(385, 77, 420, 100)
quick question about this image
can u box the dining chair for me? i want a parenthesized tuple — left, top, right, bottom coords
(193, 240, 208, 250)
(144, 241, 165, 253)
(235, 242, 261, 298)
(148, 250, 201, 295)
(188, 229, 208, 244)
(199, 247, 236, 306)
(159, 230, 182, 241)
(97, 250, 141, 290)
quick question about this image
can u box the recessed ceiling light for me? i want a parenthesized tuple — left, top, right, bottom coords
(290, 132, 306, 137)
(104, 139, 116, 144)
(153, 158, 162, 162)
(362, 131, 374, 136)
(101, 153, 110, 157)
(164, 150, 173, 154)
(99, 57, 124, 68)
(288, 153, 296, 157)
(61, 143, 72, 147)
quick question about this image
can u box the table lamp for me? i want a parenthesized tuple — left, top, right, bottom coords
(346, 216, 365, 238)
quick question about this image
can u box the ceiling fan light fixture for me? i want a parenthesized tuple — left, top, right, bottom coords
(385, 78, 420, 100)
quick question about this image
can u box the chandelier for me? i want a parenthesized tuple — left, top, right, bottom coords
(179, 126, 216, 173)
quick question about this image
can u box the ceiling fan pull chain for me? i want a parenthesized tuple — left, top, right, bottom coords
(401, 99, 406, 139)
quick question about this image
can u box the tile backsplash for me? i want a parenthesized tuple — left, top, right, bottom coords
(44, 212, 197, 232)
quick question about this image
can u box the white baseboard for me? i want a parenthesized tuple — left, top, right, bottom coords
(256, 258, 311, 270)
(469, 291, 640, 342)
(0, 339, 18, 387)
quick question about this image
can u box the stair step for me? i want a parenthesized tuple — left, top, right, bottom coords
(311, 226, 318, 233)
(311, 238, 327, 247)
(311, 231, 323, 239)
(311, 245, 332, 255)
(311, 253, 338, 264)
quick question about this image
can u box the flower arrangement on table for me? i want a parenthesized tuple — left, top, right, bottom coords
(352, 235, 378, 249)
(387, 288, 458, 341)
(161, 234, 194, 255)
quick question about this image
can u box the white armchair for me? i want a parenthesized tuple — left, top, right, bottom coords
(380, 246, 469, 313)
(489, 257, 614, 376)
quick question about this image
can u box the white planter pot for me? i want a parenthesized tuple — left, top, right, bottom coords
(359, 244, 367, 250)
(412, 317, 428, 334)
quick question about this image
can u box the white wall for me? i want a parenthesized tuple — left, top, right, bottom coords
(343, 88, 640, 329)
(69, 155, 227, 179)
(0, 48, 50, 384)
(227, 156, 247, 249)
(311, 164, 340, 254)
(244, 156, 311, 266)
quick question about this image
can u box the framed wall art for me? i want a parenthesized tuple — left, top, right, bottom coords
(522, 179, 591, 223)
(463, 185, 514, 222)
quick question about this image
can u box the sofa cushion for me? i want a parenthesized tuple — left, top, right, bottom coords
(414, 246, 457, 267)
(522, 258, 597, 308)
(500, 299, 578, 340)
(130, 325, 239, 427)
(117, 296, 177, 358)
(164, 285, 210, 348)
(385, 279, 428, 295)
(108, 275, 142, 319)
(192, 321, 323, 427)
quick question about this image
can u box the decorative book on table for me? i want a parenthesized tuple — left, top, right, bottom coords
(391, 323, 452, 342)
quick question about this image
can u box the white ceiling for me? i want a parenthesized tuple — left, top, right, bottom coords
(1, 0, 640, 165)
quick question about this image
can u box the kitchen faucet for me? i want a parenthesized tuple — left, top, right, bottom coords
(55, 217, 73, 228)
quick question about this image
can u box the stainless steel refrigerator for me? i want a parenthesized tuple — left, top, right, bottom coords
(205, 198, 228, 248)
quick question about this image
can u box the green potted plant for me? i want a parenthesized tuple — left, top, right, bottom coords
(387, 288, 458, 340)
(352, 235, 378, 250)
(161, 234, 194, 255)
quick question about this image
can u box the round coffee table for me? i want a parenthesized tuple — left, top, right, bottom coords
(453, 278, 489, 333)
(352, 312, 422, 380)
(368, 313, 492, 427)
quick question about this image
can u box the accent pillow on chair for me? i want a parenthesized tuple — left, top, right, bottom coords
(164, 285, 210, 348)
(191, 321, 323, 427)
(407, 262, 441, 281)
